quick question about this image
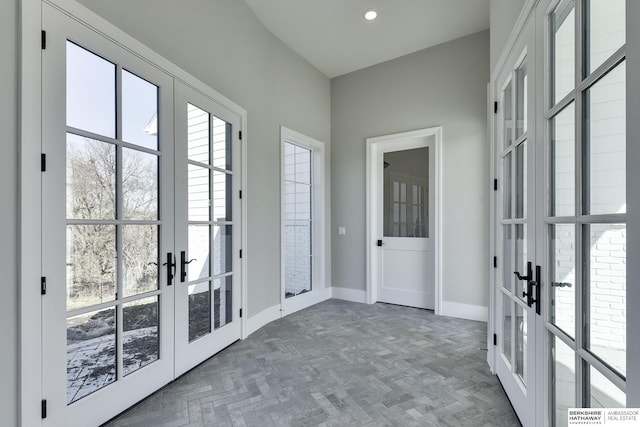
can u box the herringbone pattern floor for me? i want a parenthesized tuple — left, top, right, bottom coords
(104, 300, 520, 427)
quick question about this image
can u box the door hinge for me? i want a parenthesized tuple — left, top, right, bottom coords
(41, 30, 46, 50)
(238, 130, 242, 140)
(239, 308, 243, 318)
(239, 190, 242, 199)
(41, 153, 46, 172)
(41, 399, 47, 419)
(494, 101, 498, 114)
(493, 179, 498, 191)
(239, 249, 242, 259)
(493, 256, 497, 268)
(493, 334, 497, 346)
(41, 277, 47, 295)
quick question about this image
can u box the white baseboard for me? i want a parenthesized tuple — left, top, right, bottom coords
(281, 286, 331, 317)
(331, 286, 367, 304)
(245, 304, 281, 338)
(440, 301, 488, 322)
(244, 287, 332, 338)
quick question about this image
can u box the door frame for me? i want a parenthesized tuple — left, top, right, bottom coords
(19, 0, 248, 425)
(279, 126, 328, 316)
(365, 127, 442, 313)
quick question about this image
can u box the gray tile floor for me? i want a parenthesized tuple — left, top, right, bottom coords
(104, 300, 521, 426)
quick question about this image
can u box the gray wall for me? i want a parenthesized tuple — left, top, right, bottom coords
(75, 0, 332, 317)
(331, 31, 490, 308)
(490, 0, 526, 73)
(0, 0, 18, 424)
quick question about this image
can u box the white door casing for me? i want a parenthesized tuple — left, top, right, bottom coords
(366, 127, 442, 312)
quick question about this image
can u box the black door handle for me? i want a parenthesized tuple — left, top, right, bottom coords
(525, 265, 541, 315)
(551, 281, 572, 288)
(180, 250, 196, 283)
(517, 263, 541, 315)
(514, 262, 532, 281)
(162, 252, 176, 286)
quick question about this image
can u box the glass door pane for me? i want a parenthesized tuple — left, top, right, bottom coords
(186, 104, 235, 339)
(65, 41, 162, 402)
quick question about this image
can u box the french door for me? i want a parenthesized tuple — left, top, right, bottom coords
(494, 17, 539, 427)
(174, 82, 242, 375)
(494, 1, 630, 426)
(41, 4, 242, 426)
(539, 0, 628, 425)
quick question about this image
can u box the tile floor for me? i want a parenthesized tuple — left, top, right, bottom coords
(104, 299, 520, 426)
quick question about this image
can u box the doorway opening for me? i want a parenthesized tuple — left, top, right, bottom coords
(366, 127, 442, 312)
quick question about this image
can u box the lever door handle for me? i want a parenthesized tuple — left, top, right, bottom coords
(551, 281, 572, 288)
(533, 265, 541, 315)
(514, 262, 533, 281)
(162, 252, 176, 286)
(180, 251, 197, 283)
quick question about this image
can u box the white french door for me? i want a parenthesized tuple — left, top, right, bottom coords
(41, 4, 242, 426)
(493, 1, 632, 426)
(493, 17, 539, 427)
(174, 82, 242, 376)
(539, 0, 628, 425)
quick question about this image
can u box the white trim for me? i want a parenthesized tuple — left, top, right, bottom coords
(20, 0, 44, 424)
(440, 301, 489, 322)
(240, 116, 248, 340)
(366, 127, 443, 313)
(245, 305, 282, 338)
(246, 287, 331, 338)
(279, 126, 326, 313)
(487, 81, 497, 372)
(331, 287, 367, 304)
(281, 286, 331, 317)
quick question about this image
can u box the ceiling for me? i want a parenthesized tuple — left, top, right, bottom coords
(243, 0, 490, 78)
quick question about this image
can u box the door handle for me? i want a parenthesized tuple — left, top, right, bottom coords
(526, 265, 541, 316)
(551, 281, 572, 288)
(527, 265, 542, 315)
(180, 250, 196, 283)
(517, 263, 541, 315)
(377, 239, 384, 247)
(162, 252, 176, 286)
(514, 262, 532, 282)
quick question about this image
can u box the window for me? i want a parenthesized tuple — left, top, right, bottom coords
(281, 127, 325, 301)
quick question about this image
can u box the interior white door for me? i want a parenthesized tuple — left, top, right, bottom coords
(378, 138, 435, 309)
(493, 18, 538, 427)
(41, 5, 175, 426)
(173, 81, 242, 376)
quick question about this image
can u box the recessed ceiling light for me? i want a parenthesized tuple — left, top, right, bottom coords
(364, 10, 378, 21)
